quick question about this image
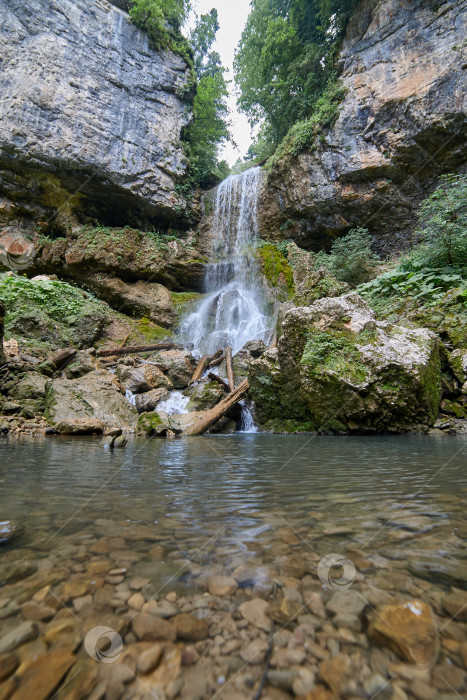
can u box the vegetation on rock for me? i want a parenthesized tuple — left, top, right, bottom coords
(234, 0, 359, 163)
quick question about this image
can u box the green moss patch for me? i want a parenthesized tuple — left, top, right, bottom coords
(257, 243, 294, 296)
(300, 328, 370, 384)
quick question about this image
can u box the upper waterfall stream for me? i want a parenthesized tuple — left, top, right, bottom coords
(182, 167, 271, 356)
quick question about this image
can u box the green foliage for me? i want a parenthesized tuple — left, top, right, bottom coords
(136, 317, 170, 341)
(129, 0, 190, 51)
(234, 0, 359, 157)
(182, 9, 231, 188)
(267, 79, 347, 164)
(314, 227, 380, 287)
(414, 173, 467, 267)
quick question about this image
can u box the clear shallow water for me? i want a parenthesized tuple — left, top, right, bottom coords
(1, 434, 467, 699)
(1, 434, 466, 580)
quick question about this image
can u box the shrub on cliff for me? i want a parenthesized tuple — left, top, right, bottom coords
(414, 173, 467, 268)
(315, 227, 380, 287)
(129, 0, 190, 50)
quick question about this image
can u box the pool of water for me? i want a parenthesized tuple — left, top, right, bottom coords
(1, 433, 466, 698)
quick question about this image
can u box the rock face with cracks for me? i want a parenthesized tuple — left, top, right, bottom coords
(259, 0, 467, 254)
(249, 293, 441, 433)
(0, 0, 193, 228)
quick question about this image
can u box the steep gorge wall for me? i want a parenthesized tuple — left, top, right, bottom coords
(0, 0, 193, 232)
(259, 0, 467, 254)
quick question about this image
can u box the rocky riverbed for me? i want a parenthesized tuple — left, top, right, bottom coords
(0, 435, 466, 699)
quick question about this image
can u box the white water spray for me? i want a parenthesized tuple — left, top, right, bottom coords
(181, 167, 271, 356)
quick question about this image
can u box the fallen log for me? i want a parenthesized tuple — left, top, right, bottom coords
(182, 380, 249, 436)
(96, 342, 184, 358)
(225, 346, 235, 392)
(50, 347, 77, 370)
(119, 333, 130, 349)
(208, 353, 225, 368)
(189, 355, 208, 385)
(207, 372, 230, 391)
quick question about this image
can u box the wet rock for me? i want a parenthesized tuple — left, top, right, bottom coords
(441, 590, 467, 622)
(134, 388, 169, 413)
(267, 669, 300, 691)
(184, 380, 224, 411)
(8, 650, 75, 700)
(0, 621, 38, 654)
(137, 644, 164, 675)
(238, 599, 271, 632)
(63, 350, 96, 379)
(132, 612, 176, 642)
(408, 556, 467, 588)
(149, 600, 178, 619)
(128, 593, 146, 611)
(173, 614, 209, 641)
(21, 601, 55, 621)
(303, 591, 326, 619)
(267, 598, 302, 625)
(45, 370, 138, 433)
(240, 638, 266, 665)
(0, 653, 19, 682)
(368, 600, 439, 666)
(326, 590, 368, 617)
(319, 654, 352, 694)
(0, 561, 37, 584)
(208, 576, 238, 597)
(0, 521, 19, 545)
(130, 576, 150, 591)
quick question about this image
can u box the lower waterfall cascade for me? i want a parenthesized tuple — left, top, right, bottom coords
(181, 167, 271, 357)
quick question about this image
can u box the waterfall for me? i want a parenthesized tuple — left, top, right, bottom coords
(181, 167, 271, 356)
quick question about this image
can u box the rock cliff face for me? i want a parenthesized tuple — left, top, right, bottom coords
(0, 0, 193, 229)
(259, 0, 467, 254)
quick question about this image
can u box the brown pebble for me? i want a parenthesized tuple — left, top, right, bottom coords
(137, 644, 163, 675)
(105, 575, 125, 585)
(108, 568, 127, 576)
(130, 577, 150, 591)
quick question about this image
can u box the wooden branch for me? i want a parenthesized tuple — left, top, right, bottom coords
(225, 346, 235, 392)
(269, 334, 277, 349)
(134, 359, 170, 371)
(182, 380, 249, 436)
(208, 353, 225, 368)
(119, 333, 130, 349)
(207, 349, 223, 364)
(95, 342, 184, 358)
(189, 355, 208, 385)
(50, 348, 77, 370)
(207, 372, 230, 391)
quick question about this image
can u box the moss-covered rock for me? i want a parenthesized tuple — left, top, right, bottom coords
(293, 269, 349, 306)
(0, 273, 109, 351)
(183, 380, 224, 411)
(257, 243, 294, 299)
(249, 293, 441, 433)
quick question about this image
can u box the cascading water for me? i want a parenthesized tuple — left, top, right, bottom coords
(181, 167, 271, 356)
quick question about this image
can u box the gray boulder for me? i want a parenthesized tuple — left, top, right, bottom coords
(249, 293, 441, 433)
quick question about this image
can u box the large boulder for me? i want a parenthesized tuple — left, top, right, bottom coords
(0, 0, 193, 227)
(249, 293, 441, 433)
(149, 350, 195, 389)
(81, 275, 176, 328)
(183, 380, 224, 411)
(116, 365, 173, 394)
(45, 370, 138, 433)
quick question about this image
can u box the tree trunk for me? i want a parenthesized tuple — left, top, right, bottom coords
(209, 353, 225, 368)
(225, 346, 235, 392)
(189, 355, 208, 385)
(96, 342, 184, 358)
(50, 348, 77, 370)
(207, 372, 230, 391)
(0, 301, 5, 365)
(182, 380, 249, 436)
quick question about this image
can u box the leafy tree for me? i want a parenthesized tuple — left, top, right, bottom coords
(129, 0, 190, 49)
(414, 174, 467, 267)
(234, 0, 359, 157)
(316, 228, 380, 287)
(182, 10, 231, 188)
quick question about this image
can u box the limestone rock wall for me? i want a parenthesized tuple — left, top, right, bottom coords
(0, 0, 193, 228)
(259, 0, 467, 254)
